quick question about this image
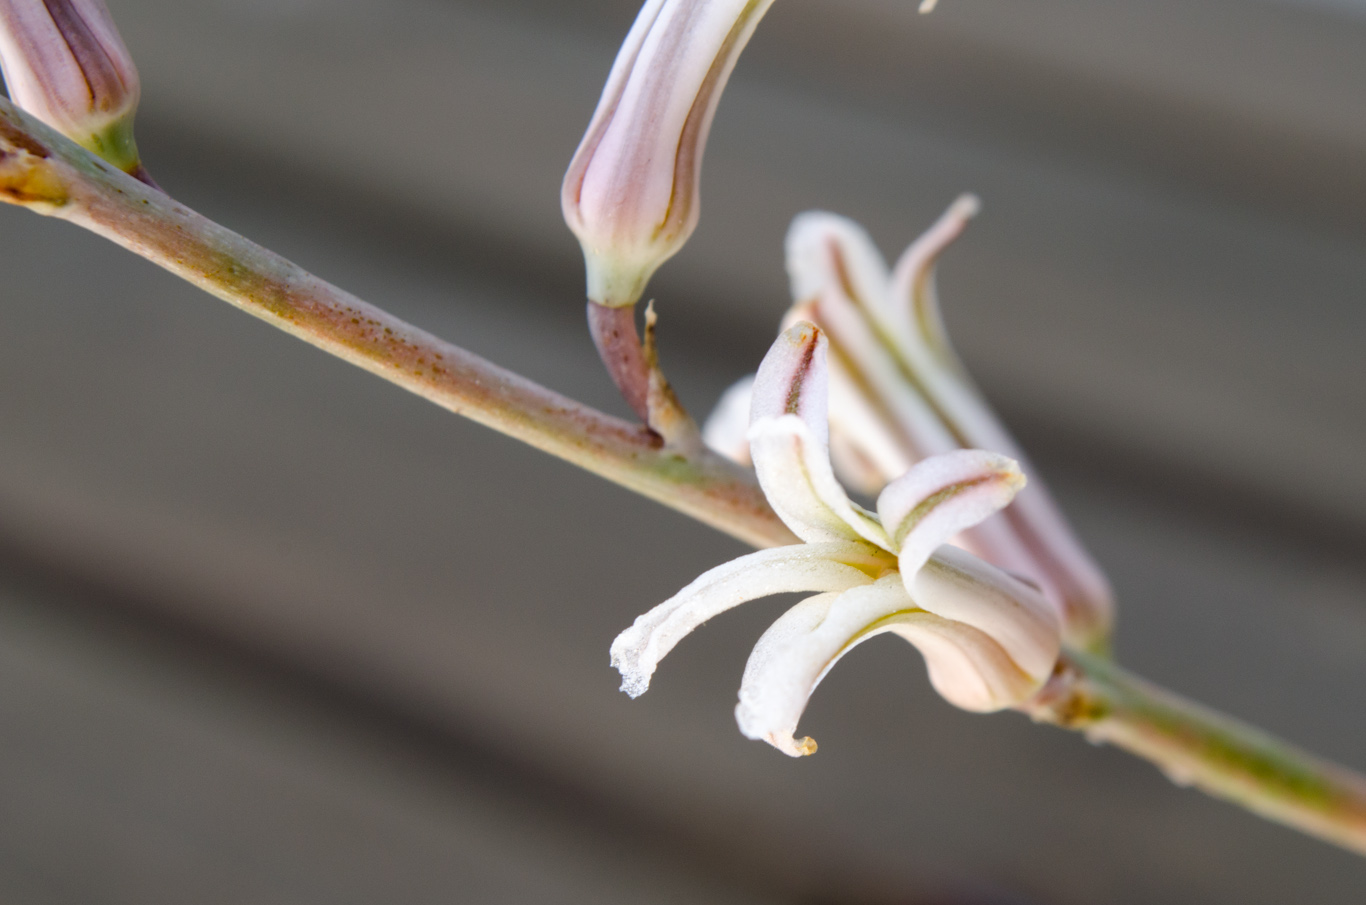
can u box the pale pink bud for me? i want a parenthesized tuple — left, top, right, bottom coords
(562, 0, 774, 308)
(0, 0, 143, 174)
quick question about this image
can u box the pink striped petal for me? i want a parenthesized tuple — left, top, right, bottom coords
(786, 211, 893, 317)
(877, 449, 1025, 578)
(748, 323, 891, 549)
(888, 194, 980, 365)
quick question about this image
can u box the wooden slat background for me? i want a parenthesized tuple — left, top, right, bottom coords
(0, 1, 1362, 901)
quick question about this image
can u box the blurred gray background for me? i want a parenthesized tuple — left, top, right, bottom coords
(0, 0, 1364, 902)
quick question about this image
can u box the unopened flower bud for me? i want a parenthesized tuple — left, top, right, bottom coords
(0, 0, 144, 175)
(562, 0, 774, 309)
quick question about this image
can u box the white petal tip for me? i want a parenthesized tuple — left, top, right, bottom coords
(919, 0, 938, 13)
(610, 640, 655, 698)
(737, 708, 818, 757)
(760, 734, 818, 757)
(618, 674, 650, 699)
(743, 720, 814, 758)
(951, 193, 982, 219)
(612, 651, 652, 697)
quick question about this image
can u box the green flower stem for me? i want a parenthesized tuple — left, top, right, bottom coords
(1, 97, 1363, 856)
(1022, 649, 1366, 855)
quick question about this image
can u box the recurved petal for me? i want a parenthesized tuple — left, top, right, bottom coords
(877, 449, 1025, 578)
(785, 211, 893, 315)
(735, 574, 1039, 757)
(888, 194, 979, 361)
(913, 544, 1061, 685)
(748, 323, 891, 549)
(749, 321, 828, 434)
(779, 302, 917, 494)
(735, 579, 905, 757)
(610, 542, 888, 698)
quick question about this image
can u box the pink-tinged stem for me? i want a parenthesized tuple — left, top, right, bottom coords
(128, 160, 160, 190)
(1, 97, 1365, 857)
(0, 98, 793, 550)
(587, 301, 652, 423)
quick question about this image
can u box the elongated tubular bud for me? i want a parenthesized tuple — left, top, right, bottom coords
(0, 0, 146, 178)
(562, 0, 774, 309)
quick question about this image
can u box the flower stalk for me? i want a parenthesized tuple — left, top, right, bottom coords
(1023, 649, 1366, 857)
(0, 97, 791, 549)
(0, 96, 1364, 857)
(586, 301, 653, 423)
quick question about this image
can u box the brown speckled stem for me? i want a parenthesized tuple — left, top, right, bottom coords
(587, 301, 651, 423)
(2, 97, 1365, 857)
(0, 98, 794, 549)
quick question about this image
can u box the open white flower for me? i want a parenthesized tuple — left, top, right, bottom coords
(705, 200, 1115, 650)
(613, 322, 1061, 756)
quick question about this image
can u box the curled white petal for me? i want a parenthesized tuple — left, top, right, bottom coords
(748, 415, 889, 548)
(783, 200, 1115, 649)
(786, 211, 893, 316)
(914, 545, 1061, 685)
(610, 542, 888, 698)
(888, 194, 979, 362)
(735, 575, 1041, 757)
(748, 323, 891, 549)
(701, 374, 755, 465)
(877, 449, 1026, 578)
